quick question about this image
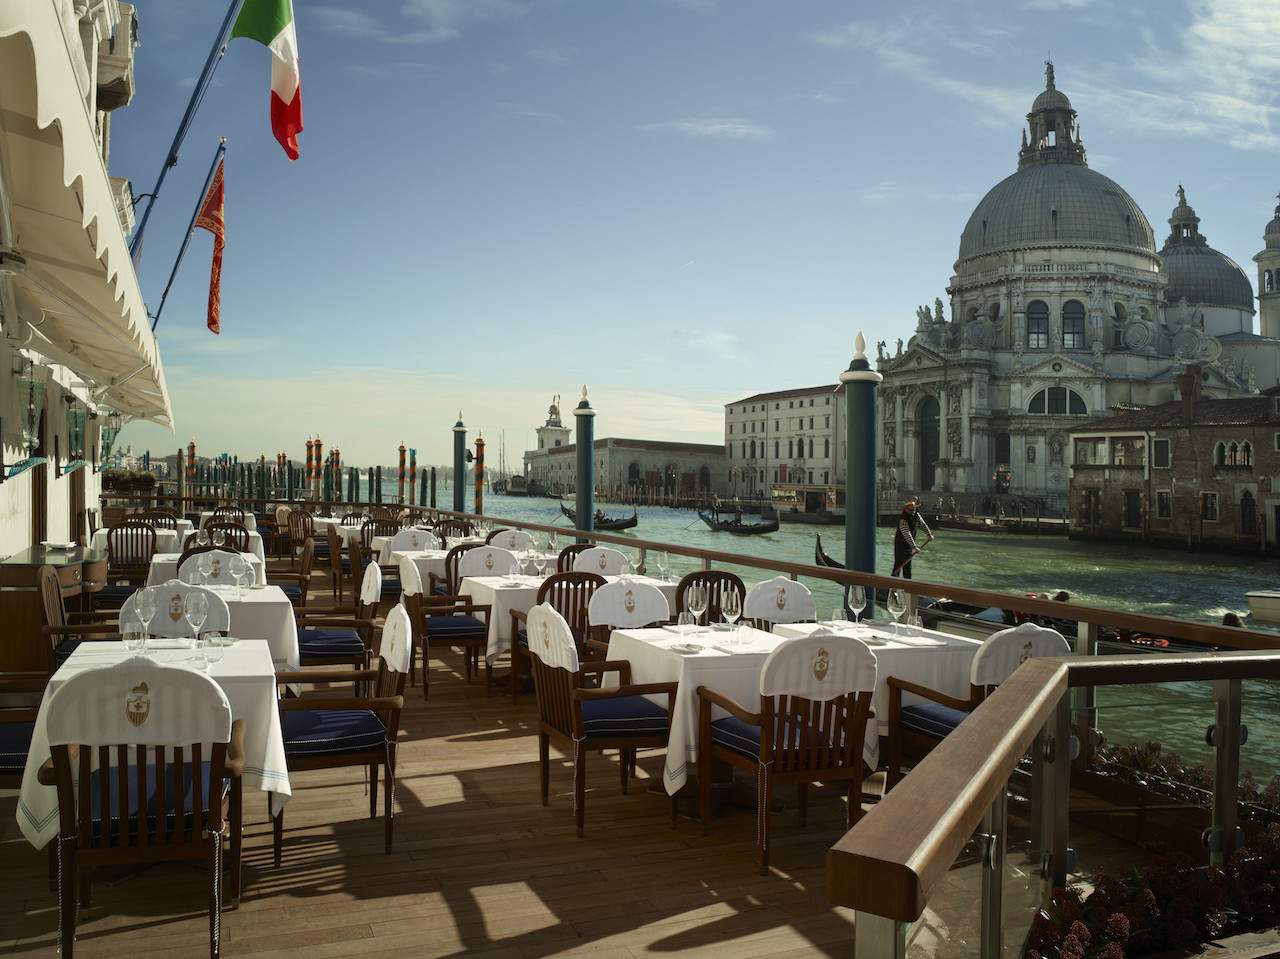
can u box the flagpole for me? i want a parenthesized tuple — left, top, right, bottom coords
(150, 138, 226, 332)
(129, 0, 244, 262)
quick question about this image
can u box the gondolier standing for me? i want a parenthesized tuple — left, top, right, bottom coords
(893, 497, 935, 578)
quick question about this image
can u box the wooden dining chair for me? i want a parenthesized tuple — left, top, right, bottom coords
(885, 622, 1071, 789)
(273, 506, 293, 560)
(295, 560, 379, 675)
(0, 671, 44, 788)
(572, 547, 628, 576)
(270, 537, 315, 611)
(556, 542, 589, 572)
(286, 510, 314, 568)
(433, 519, 473, 545)
(39, 567, 121, 670)
(203, 522, 250, 553)
(140, 509, 179, 530)
(527, 603, 677, 837)
(210, 505, 245, 524)
(100, 520, 157, 609)
(585, 579, 671, 655)
(361, 519, 400, 562)
(274, 605, 410, 864)
(403, 556, 493, 696)
(510, 572, 606, 704)
(340, 511, 364, 526)
(323, 524, 348, 602)
(697, 633, 877, 874)
(85, 508, 99, 541)
(120, 583, 231, 639)
(742, 576, 817, 630)
(40, 658, 245, 956)
(429, 542, 482, 597)
(674, 570, 745, 622)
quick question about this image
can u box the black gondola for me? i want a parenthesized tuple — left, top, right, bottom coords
(559, 504, 639, 531)
(698, 510, 779, 534)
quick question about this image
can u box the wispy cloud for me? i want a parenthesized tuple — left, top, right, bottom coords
(638, 117, 773, 140)
(498, 102, 566, 124)
(1021, 0, 1095, 9)
(526, 46, 569, 65)
(855, 180, 979, 205)
(312, 0, 528, 45)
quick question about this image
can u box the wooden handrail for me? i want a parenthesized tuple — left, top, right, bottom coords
(98, 494, 1280, 651)
(825, 649, 1280, 922)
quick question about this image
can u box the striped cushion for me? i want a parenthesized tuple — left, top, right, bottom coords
(581, 695, 668, 738)
(0, 721, 34, 775)
(426, 614, 485, 639)
(96, 584, 139, 607)
(298, 627, 364, 659)
(900, 702, 969, 739)
(710, 715, 763, 760)
(283, 709, 386, 757)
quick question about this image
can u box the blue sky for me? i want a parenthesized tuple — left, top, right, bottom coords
(116, 0, 1280, 466)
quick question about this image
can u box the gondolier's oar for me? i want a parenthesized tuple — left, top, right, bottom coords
(891, 539, 934, 577)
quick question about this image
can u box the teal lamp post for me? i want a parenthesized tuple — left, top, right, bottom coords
(574, 386, 594, 538)
(453, 412, 466, 513)
(841, 332, 882, 602)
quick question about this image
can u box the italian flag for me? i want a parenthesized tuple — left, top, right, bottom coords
(232, 0, 302, 160)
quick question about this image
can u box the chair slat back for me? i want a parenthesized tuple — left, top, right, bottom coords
(443, 543, 482, 594)
(210, 506, 245, 523)
(204, 521, 249, 552)
(536, 572, 606, 651)
(341, 511, 364, 525)
(140, 509, 178, 530)
(38, 564, 68, 631)
(556, 542, 589, 572)
(757, 633, 877, 775)
(362, 519, 400, 551)
(326, 524, 344, 582)
(675, 571, 745, 623)
(107, 520, 157, 571)
(434, 519, 474, 544)
(288, 510, 314, 541)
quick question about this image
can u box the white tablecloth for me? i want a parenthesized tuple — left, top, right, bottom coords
(92, 526, 185, 554)
(462, 574, 676, 661)
(208, 585, 299, 671)
(772, 622, 982, 741)
(374, 530, 438, 564)
(16, 639, 290, 849)
(311, 518, 363, 547)
(147, 551, 266, 586)
(199, 511, 258, 531)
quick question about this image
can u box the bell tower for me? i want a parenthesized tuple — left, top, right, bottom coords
(1255, 193, 1280, 338)
(535, 395, 571, 451)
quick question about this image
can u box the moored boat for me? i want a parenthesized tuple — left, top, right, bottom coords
(560, 503, 639, 530)
(1245, 590, 1280, 624)
(698, 510, 779, 534)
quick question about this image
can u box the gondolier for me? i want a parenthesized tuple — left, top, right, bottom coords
(893, 497, 934, 578)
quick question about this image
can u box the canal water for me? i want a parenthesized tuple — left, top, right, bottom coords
(390, 487, 1280, 780)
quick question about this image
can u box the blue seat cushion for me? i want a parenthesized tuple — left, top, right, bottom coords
(581, 695, 668, 739)
(87, 762, 228, 839)
(298, 627, 365, 659)
(516, 626, 528, 648)
(283, 709, 386, 757)
(426, 614, 486, 640)
(710, 715, 764, 760)
(0, 721, 35, 775)
(431, 583, 449, 597)
(96, 584, 139, 606)
(278, 583, 303, 603)
(381, 579, 401, 600)
(900, 702, 969, 739)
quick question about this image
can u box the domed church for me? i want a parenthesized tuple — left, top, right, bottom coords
(877, 62, 1279, 511)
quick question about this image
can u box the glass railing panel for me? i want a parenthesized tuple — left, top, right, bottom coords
(1240, 679, 1279, 834)
(902, 819, 986, 958)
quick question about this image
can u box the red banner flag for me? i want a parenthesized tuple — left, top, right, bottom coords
(194, 158, 225, 334)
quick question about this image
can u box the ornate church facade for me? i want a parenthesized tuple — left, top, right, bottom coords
(878, 63, 1280, 512)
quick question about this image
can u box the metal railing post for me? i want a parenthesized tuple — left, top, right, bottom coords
(980, 786, 1008, 959)
(1209, 678, 1243, 867)
(1040, 692, 1072, 900)
(854, 914, 906, 959)
(1073, 620, 1099, 770)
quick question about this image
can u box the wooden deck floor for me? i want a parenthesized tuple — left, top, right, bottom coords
(0, 621, 869, 957)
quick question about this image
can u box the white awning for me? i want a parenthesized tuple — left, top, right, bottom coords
(0, 0, 171, 426)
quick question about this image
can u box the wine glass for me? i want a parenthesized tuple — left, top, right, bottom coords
(886, 588, 909, 637)
(198, 552, 214, 585)
(686, 584, 708, 629)
(654, 551, 668, 582)
(229, 554, 249, 598)
(185, 589, 208, 643)
(135, 587, 157, 637)
(212, 529, 226, 548)
(196, 528, 210, 547)
(721, 589, 742, 645)
(534, 551, 548, 578)
(847, 585, 867, 626)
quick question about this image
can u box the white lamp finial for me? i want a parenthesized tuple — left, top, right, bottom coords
(581, 384, 589, 401)
(854, 331, 867, 360)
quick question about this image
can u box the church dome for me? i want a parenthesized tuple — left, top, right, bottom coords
(1266, 199, 1280, 244)
(1160, 186, 1254, 311)
(957, 63, 1156, 265)
(958, 163, 1156, 261)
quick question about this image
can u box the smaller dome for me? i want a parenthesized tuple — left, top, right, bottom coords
(1266, 201, 1280, 239)
(1161, 245, 1255, 312)
(1031, 87, 1072, 114)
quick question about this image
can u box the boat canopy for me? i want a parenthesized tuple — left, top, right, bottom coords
(0, 0, 171, 426)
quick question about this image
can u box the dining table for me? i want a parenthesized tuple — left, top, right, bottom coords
(605, 619, 982, 795)
(203, 584, 299, 671)
(198, 511, 258, 532)
(146, 551, 266, 587)
(460, 573, 677, 662)
(15, 639, 291, 849)
(91, 524, 190, 555)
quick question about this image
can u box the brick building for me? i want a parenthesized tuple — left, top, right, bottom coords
(1068, 368, 1280, 551)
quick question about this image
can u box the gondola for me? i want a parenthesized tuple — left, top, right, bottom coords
(813, 534, 1197, 652)
(698, 510, 779, 534)
(559, 504, 639, 531)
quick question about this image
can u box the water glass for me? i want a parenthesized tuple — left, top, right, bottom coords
(204, 639, 225, 667)
(122, 629, 144, 653)
(677, 611, 696, 630)
(191, 637, 208, 671)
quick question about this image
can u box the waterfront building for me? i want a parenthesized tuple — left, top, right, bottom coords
(1067, 366, 1280, 551)
(0, 1, 169, 556)
(876, 63, 1276, 513)
(723, 385, 839, 504)
(524, 397, 726, 499)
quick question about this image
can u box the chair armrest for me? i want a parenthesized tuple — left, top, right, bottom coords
(575, 681, 677, 702)
(226, 719, 247, 778)
(269, 572, 304, 583)
(68, 610, 119, 623)
(510, 608, 528, 625)
(430, 602, 490, 618)
(696, 686, 760, 724)
(425, 593, 475, 606)
(279, 696, 403, 712)
(586, 638, 611, 657)
(885, 675, 975, 712)
(577, 659, 631, 684)
(296, 615, 376, 629)
(37, 757, 56, 786)
(0, 671, 48, 694)
(42, 624, 121, 636)
(274, 668, 379, 685)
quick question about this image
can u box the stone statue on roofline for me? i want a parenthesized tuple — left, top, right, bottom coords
(935, 297, 946, 324)
(877, 340, 888, 361)
(896, 338, 904, 357)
